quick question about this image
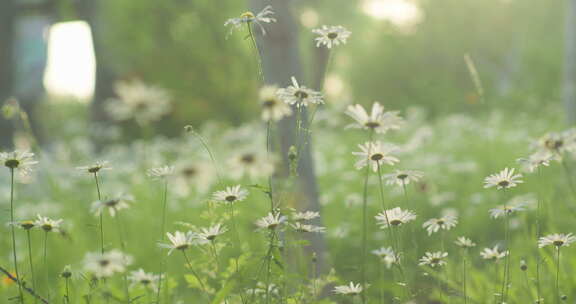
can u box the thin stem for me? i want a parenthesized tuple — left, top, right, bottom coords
(181, 250, 208, 294)
(536, 167, 542, 303)
(9, 168, 25, 303)
(0, 265, 48, 304)
(556, 247, 561, 304)
(463, 249, 468, 304)
(115, 214, 130, 303)
(501, 211, 510, 303)
(246, 22, 264, 83)
(26, 230, 37, 304)
(156, 178, 169, 304)
(360, 133, 372, 304)
(65, 277, 70, 304)
(93, 173, 104, 254)
(187, 128, 224, 187)
(43, 231, 49, 301)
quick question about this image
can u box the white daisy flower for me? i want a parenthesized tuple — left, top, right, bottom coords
(224, 5, 276, 37)
(256, 212, 286, 230)
(276, 77, 324, 107)
(91, 194, 134, 217)
(533, 129, 576, 156)
(516, 151, 553, 173)
(422, 215, 458, 235)
(105, 80, 171, 125)
(76, 161, 112, 174)
(227, 150, 275, 180)
(375, 207, 416, 229)
(0, 150, 38, 175)
(173, 161, 215, 195)
(128, 269, 160, 291)
(291, 222, 326, 233)
(259, 85, 292, 122)
(454, 236, 476, 248)
(292, 211, 320, 221)
(147, 165, 175, 180)
(480, 246, 508, 261)
(384, 170, 423, 187)
(372, 247, 399, 268)
(483, 167, 523, 190)
(212, 185, 249, 204)
(333, 282, 363, 295)
(538, 233, 576, 248)
(34, 215, 63, 233)
(312, 25, 351, 48)
(352, 141, 400, 172)
(488, 204, 525, 219)
(345, 102, 403, 133)
(419, 251, 448, 267)
(83, 250, 133, 279)
(197, 224, 228, 242)
(158, 231, 197, 255)
(12, 220, 36, 231)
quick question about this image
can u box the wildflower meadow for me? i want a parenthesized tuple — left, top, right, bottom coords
(1, 1, 575, 304)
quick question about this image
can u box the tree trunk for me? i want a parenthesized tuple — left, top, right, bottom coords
(563, 0, 576, 124)
(0, 0, 15, 148)
(250, 0, 328, 276)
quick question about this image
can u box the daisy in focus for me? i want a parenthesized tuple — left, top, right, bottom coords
(375, 207, 416, 229)
(312, 25, 351, 48)
(483, 167, 523, 190)
(224, 5, 276, 37)
(159, 231, 197, 255)
(34, 215, 63, 233)
(0, 150, 38, 175)
(197, 224, 228, 242)
(538, 233, 576, 248)
(212, 185, 249, 204)
(256, 212, 287, 230)
(419, 251, 448, 267)
(422, 215, 458, 235)
(345, 102, 403, 134)
(352, 141, 400, 172)
(276, 77, 324, 107)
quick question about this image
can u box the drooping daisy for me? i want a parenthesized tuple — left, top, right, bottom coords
(292, 211, 320, 221)
(105, 80, 171, 125)
(227, 150, 275, 180)
(538, 233, 576, 248)
(34, 215, 63, 233)
(312, 25, 351, 48)
(83, 250, 133, 279)
(128, 269, 160, 290)
(276, 77, 324, 107)
(333, 282, 363, 295)
(256, 212, 287, 230)
(488, 204, 525, 219)
(372, 247, 399, 268)
(345, 102, 403, 134)
(91, 194, 134, 217)
(419, 251, 448, 267)
(197, 224, 228, 242)
(291, 222, 326, 233)
(76, 161, 111, 174)
(516, 151, 553, 173)
(224, 5, 276, 37)
(480, 246, 508, 261)
(483, 168, 523, 190)
(384, 170, 423, 187)
(158, 231, 197, 255)
(352, 141, 400, 172)
(454, 236, 476, 248)
(422, 215, 458, 235)
(0, 150, 38, 175)
(375, 207, 416, 229)
(259, 85, 292, 122)
(212, 185, 249, 204)
(147, 165, 175, 180)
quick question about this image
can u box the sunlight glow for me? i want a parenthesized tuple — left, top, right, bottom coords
(362, 0, 422, 27)
(44, 21, 95, 101)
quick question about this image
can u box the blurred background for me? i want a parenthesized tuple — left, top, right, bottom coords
(0, 0, 572, 148)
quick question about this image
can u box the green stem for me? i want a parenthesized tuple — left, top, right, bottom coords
(182, 250, 208, 294)
(65, 277, 70, 304)
(43, 231, 49, 301)
(156, 178, 169, 304)
(463, 250, 468, 304)
(556, 247, 561, 304)
(115, 214, 130, 303)
(536, 167, 542, 303)
(360, 131, 374, 304)
(9, 168, 25, 303)
(26, 230, 37, 304)
(93, 173, 104, 254)
(246, 22, 264, 83)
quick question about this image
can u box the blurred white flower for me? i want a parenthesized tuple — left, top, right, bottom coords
(333, 282, 362, 295)
(419, 251, 448, 267)
(259, 85, 292, 122)
(372, 247, 399, 268)
(158, 231, 197, 255)
(256, 212, 286, 230)
(212, 185, 248, 204)
(384, 170, 423, 187)
(292, 211, 320, 221)
(538, 233, 576, 248)
(312, 25, 351, 48)
(375, 207, 416, 228)
(91, 194, 134, 217)
(76, 161, 111, 174)
(488, 204, 525, 219)
(516, 151, 553, 173)
(128, 269, 160, 291)
(345, 102, 403, 133)
(480, 246, 508, 261)
(422, 215, 458, 235)
(276, 77, 324, 107)
(173, 161, 215, 195)
(291, 222, 326, 233)
(197, 223, 228, 242)
(455, 236, 476, 248)
(83, 250, 133, 278)
(484, 168, 523, 190)
(147, 165, 175, 180)
(105, 80, 171, 125)
(34, 214, 63, 233)
(0, 150, 38, 175)
(227, 150, 275, 180)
